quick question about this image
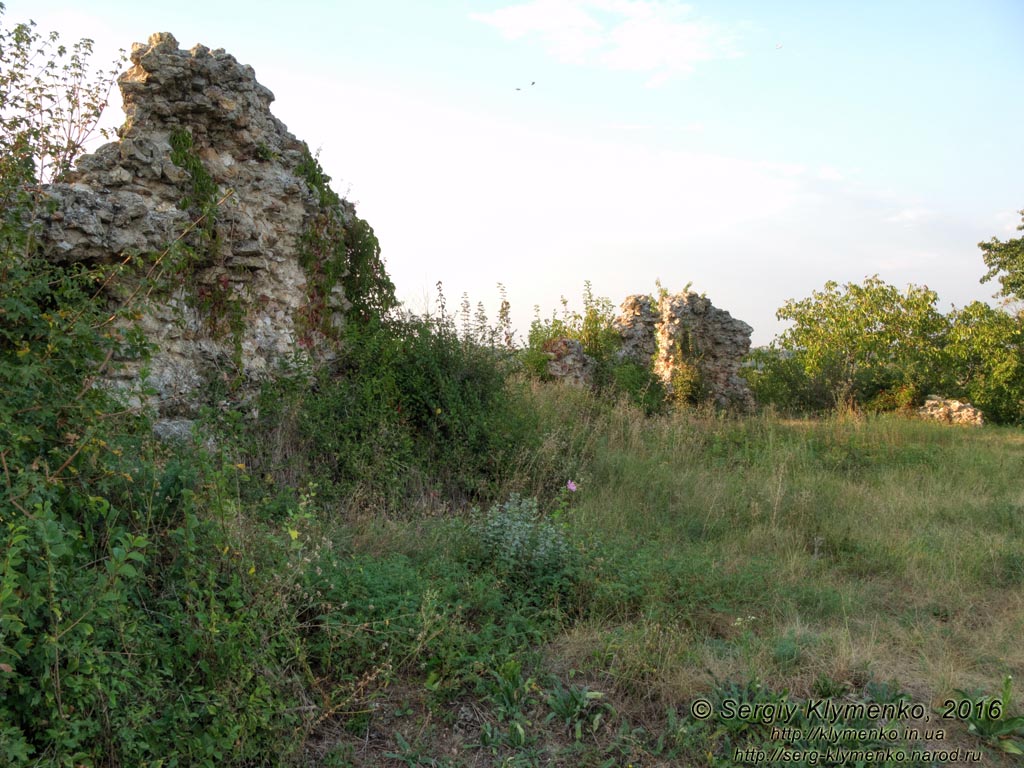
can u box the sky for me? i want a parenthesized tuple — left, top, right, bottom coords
(5, 0, 1023, 345)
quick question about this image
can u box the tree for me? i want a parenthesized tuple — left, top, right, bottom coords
(769, 276, 949, 409)
(946, 301, 1024, 424)
(979, 209, 1024, 304)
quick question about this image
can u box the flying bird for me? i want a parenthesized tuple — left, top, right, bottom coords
(515, 81, 536, 91)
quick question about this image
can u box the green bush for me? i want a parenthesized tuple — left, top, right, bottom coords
(748, 275, 1024, 423)
(610, 360, 666, 415)
(524, 281, 621, 381)
(473, 493, 578, 597)
(743, 347, 831, 413)
(249, 310, 532, 508)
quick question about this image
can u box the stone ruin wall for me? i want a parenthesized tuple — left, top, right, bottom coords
(546, 291, 756, 410)
(35, 33, 352, 437)
(619, 292, 755, 410)
(33, 32, 757, 426)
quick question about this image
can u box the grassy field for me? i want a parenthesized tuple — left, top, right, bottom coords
(275, 381, 1024, 766)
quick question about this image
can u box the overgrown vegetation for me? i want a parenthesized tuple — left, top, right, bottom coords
(249, 298, 545, 509)
(524, 281, 667, 414)
(746, 275, 1024, 424)
(2, 6, 1023, 766)
(295, 148, 396, 336)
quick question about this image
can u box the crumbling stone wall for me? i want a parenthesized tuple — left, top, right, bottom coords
(543, 338, 596, 387)
(614, 295, 659, 363)
(650, 292, 755, 410)
(545, 289, 754, 409)
(35, 33, 357, 436)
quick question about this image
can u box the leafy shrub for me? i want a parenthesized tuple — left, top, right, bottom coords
(249, 308, 530, 507)
(749, 275, 1024, 423)
(0, 15, 165, 761)
(0, 12, 318, 763)
(743, 347, 832, 413)
(524, 281, 621, 382)
(473, 493, 577, 596)
(610, 359, 667, 415)
(979, 208, 1024, 304)
(385, 313, 522, 496)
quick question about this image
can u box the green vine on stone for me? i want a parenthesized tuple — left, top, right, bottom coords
(168, 127, 245, 374)
(295, 146, 395, 338)
(169, 128, 219, 221)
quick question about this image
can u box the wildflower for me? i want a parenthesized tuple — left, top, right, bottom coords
(566, 480, 578, 492)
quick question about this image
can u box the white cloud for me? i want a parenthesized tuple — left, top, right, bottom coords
(992, 208, 1023, 235)
(470, 0, 604, 64)
(816, 165, 844, 182)
(471, 0, 740, 84)
(884, 207, 935, 225)
(758, 160, 806, 178)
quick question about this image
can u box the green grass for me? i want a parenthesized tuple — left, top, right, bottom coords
(8, 377, 1023, 766)
(270, 382, 1024, 765)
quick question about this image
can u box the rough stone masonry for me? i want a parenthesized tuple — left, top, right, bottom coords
(544, 291, 755, 409)
(35, 32, 756, 428)
(35, 33, 357, 437)
(617, 292, 755, 410)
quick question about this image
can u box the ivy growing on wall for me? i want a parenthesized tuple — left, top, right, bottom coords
(168, 127, 245, 370)
(295, 147, 396, 335)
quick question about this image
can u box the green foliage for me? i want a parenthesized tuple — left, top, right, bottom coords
(382, 314, 521, 497)
(486, 658, 537, 723)
(249, 305, 529, 505)
(252, 335, 416, 504)
(295, 147, 395, 331)
(0, 12, 315, 763)
(759, 276, 949, 411)
(0, 20, 158, 762)
(667, 351, 705, 408)
(525, 282, 669, 413)
(0, 5, 124, 184)
(544, 681, 611, 741)
(954, 676, 1024, 755)
(751, 274, 1024, 423)
(945, 301, 1024, 424)
(297, 518, 571, 709)
(169, 127, 220, 218)
(752, 214, 1024, 424)
(473, 493, 578, 596)
(979, 209, 1024, 303)
(524, 281, 621, 379)
(744, 347, 832, 412)
(0, 10, 160, 762)
(609, 359, 666, 415)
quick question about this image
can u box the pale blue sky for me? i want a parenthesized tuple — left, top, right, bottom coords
(7, 0, 1023, 343)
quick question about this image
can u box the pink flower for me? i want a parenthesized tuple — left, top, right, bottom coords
(566, 480, 577, 492)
